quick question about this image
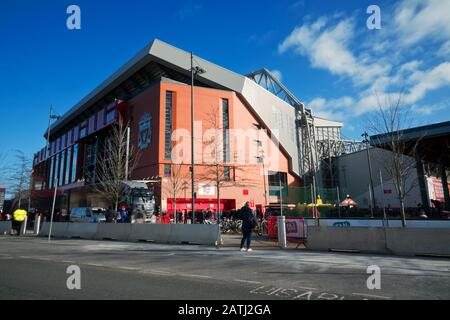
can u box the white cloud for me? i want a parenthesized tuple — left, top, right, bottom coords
(437, 41, 450, 57)
(278, 17, 389, 86)
(270, 69, 283, 82)
(308, 96, 354, 121)
(394, 0, 450, 47)
(278, 0, 450, 124)
(404, 62, 450, 104)
(410, 101, 450, 115)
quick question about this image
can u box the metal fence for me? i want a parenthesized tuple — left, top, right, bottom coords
(277, 185, 446, 219)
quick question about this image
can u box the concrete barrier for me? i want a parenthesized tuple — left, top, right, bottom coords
(0, 221, 12, 235)
(306, 219, 450, 228)
(95, 223, 132, 241)
(129, 224, 171, 243)
(306, 226, 387, 253)
(66, 223, 98, 239)
(168, 224, 220, 245)
(40, 222, 70, 238)
(386, 228, 450, 256)
(306, 226, 450, 256)
(37, 222, 220, 246)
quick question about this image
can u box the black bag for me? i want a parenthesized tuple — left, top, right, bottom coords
(250, 215, 258, 229)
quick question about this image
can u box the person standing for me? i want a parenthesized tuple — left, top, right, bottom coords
(12, 208, 27, 236)
(239, 201, 255, 252)
(118, 205, 129, 223)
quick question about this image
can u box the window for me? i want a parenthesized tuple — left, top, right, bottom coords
(165, 91, 174, 160)
(54, 153, 60, 187)
(71, 144, 78, 183)
(79, 122, 87, 139)
(222, 99, 230, 163)
(106, 109, 116, 124)
(268, 172, 288, 197)
(224, 167, 231, 181)
(48, 156, 55, 189)
(164, 164, 171, 177)
(59, 151, 66, 186)
(65, 147, 72, 185)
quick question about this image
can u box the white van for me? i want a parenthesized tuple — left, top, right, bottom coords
(70, 208, 105, 223)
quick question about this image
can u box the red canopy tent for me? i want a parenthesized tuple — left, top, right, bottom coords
(340, 197, 358, 207)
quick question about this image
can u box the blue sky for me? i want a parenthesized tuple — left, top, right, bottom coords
(0, 0, 449, 183)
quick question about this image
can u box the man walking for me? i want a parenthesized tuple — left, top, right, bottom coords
(12, 208, 27, 236)
(239, 201, 255, 252)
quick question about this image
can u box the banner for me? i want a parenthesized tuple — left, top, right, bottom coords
(268, 217, 307, 239)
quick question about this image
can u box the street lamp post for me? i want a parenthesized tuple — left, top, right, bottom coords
(278, 174, 287, 249)
(362, 132, 376, 218)
(46, 106, 60, 189)
(190, 52, 206, 225)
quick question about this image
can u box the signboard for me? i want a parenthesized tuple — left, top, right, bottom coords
(432, 179, 450, 203)
(268, 217, 307, 239)
(304, 219, 450, 229)
(198, 183, 216, 196)
(138, 112, 152, 150)
(0, 188, 5, 212)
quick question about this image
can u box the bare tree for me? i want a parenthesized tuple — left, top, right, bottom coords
(8, 150, 32, 210)
(163, 162, 189, 223)
(367, 93, 420, 227)
(94, 119, 140, 211)
(198, 105, 258, 221)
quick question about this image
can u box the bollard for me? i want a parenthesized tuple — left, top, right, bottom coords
(278, 216, 287, 249)
(34, 215, 41, 235)
(21, 215, 28, 236)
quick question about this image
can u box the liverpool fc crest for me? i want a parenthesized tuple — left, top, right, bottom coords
(138, 112, 152, 150)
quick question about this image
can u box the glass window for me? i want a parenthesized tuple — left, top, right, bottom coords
(165, 91, 173, 160)
(71, 144, 78, 183)
(59, 151, 66, 186)
(224, 167, 231, 181)
(48, 156, 55, 189)
(106, 109, 116, 123)
(65, 147, 72, 185)
(54, 154, 60, 188)
(79, 127, 87, 139)
(164, 164, 171, 177)
(222, 99, 230, 163)
(268, 172, 288, 197)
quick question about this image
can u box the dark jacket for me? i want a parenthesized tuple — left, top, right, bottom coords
(240, 206, 254, 231)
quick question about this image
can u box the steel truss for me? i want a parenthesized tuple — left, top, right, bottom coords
(246, 69, 317, 179)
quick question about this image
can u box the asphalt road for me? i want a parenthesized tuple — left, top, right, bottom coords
(1, 236, 449, 300)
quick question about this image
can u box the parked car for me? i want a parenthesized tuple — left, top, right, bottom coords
(91, 208, 107, 223)
(69, 208, 105, 223)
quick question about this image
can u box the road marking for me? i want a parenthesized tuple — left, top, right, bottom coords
(147, 271, 173, 276)
(296, 286, 318, 290)
(234, 279, 263, 284)
(36, 257, 52, 261)
(352, 293, 391, 300)
(116, 266, 140, 271)
(250, 286, 346, 300)
(184, 274, 212, 279)
(62, 260, 76, 264)
(18, 256, 32, 259)
(86, 263, 106, 268)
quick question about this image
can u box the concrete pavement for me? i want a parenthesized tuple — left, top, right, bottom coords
(0, 236, 449, 300)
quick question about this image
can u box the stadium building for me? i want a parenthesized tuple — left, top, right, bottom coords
(32, 39, 343, 214)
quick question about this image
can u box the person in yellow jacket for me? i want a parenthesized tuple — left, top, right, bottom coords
(12, 209, 27, 236)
